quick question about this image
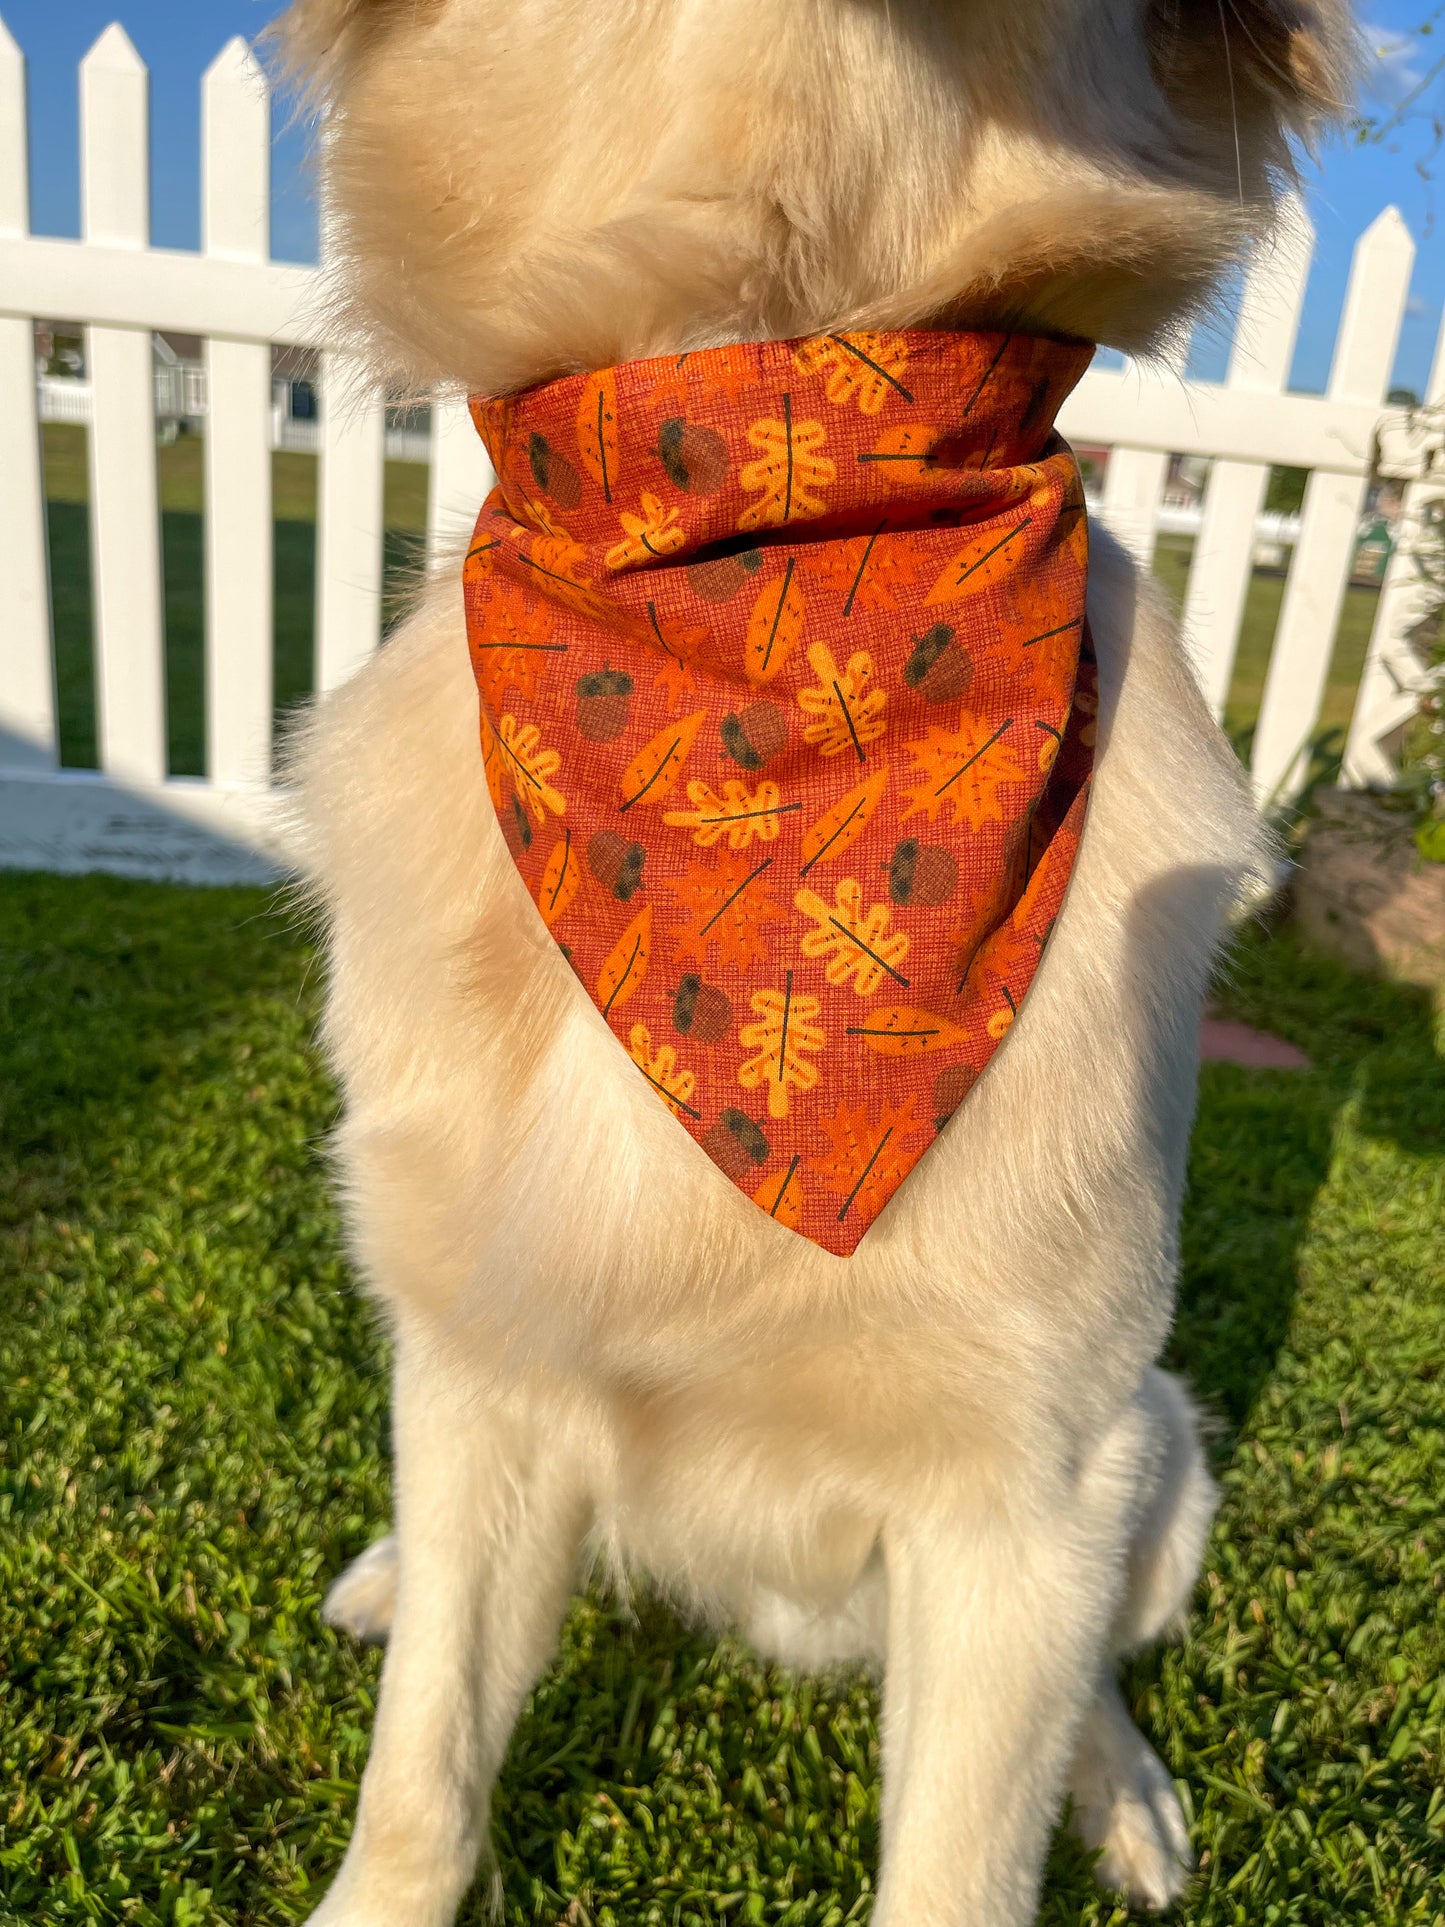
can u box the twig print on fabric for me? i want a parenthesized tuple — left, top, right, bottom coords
(463, 328, 1095, 1252)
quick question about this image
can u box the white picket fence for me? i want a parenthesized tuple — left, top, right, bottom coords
(0, 21, 1441, 883)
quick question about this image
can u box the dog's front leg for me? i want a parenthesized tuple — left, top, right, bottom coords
(872, 1412, 1146, 1926)
(308, 1325, 589, 1927)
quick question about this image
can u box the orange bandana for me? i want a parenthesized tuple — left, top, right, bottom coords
(464, 329, 1095, 1255)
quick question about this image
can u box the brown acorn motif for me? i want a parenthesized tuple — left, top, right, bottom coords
(527, 431, 582, 509)
(588, 829, 646, 901)
(687, 544, 764, 603)
(720, 700, 788, 772)
(887, 838, 958, 906)
(575, 668, 634, 742)
(932, 1061, 979, 1132)
(704, 1107, 770, 1181)
(657, 418, 730, 495)
(903, 622, 972, 702)
(500, 795, 533, 858)
(673, 974, 732, 1043)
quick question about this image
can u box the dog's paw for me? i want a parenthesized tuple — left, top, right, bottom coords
(302, 1847, 478, 1927)
(303, 1885, 453, 1927)
(1088, 1769, 1191, 1911)
(1069, 1688, 1192, 1912)
(323, 1534, 398, 1643)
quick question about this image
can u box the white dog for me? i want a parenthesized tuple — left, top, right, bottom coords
(276, 3, 1354, 1922)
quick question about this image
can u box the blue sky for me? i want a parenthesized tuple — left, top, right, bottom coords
(4, 0, 1442, 398)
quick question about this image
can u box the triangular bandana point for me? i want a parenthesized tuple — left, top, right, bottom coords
(464, 329, 1096, 1255)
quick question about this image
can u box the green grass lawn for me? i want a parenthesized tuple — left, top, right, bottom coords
(38, 428, 1375, 787)
(39, 425, 428, 777)
(1150, 536, 1379, 780)
(1, 872, 1441, 1926)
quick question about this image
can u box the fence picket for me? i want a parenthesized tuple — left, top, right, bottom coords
(1250, 208, 1415, 801)
(427, 391, 496, 563)
(1094, 341, 1188, 566)
(1342, 303, 1445, 787)
(315, 351, 385, 692)
(202, 38, 273, 787)
(1183, 207, 1313, 717)
(81, 23, 166, 788)
(1099, 446, 1170, 566)
(0, 18, 1437, 876)
(0, 16, 54, 774)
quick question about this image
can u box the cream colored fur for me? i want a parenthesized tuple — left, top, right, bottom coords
(275, 1, 1356, 1921)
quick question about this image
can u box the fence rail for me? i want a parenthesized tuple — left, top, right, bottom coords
(37, 374, 437, 461)
(1, 18, 1441, 882)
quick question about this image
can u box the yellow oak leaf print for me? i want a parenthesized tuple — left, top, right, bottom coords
(627, 1022, 699, 1118)
(738, 399, 835, 530)
(794, 878, 911, 995)
(663, 778, 790, 851)
(797, 641, 887, 761)
(737, 971, 826, 1119)
(792, 332, 913, 414)
(606, 493, 686, 571)
(496, 713, 566, 820)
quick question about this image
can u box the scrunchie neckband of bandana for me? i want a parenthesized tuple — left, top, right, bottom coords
(463, 328, 1096, 1256)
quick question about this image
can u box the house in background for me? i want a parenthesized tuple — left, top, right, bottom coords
(26, 324, 1410, 583)
(36, 321, 207, 438)
(33, 320, 430, 458)
(151, 332, 207, 436)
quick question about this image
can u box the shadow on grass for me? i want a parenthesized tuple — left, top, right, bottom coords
(1171, 918, 1441, 1434)
(1, 872, 1441, 1926)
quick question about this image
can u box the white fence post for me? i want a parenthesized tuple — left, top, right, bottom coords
(203, 38, 274, 788)
(427, 390, 495, 563)
(1099, 446, 1171, 567)
(0, 16, 1436, 879)
(1342, 305, 1445, 788)
(315, 350, 386, 692)
(1250, 208, 1415, 802)
(1095, 340, 1189, 567)
(0, 16, 54, 775)
(1183, 204, 1313, 718)
(81, 23, 166, 789)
